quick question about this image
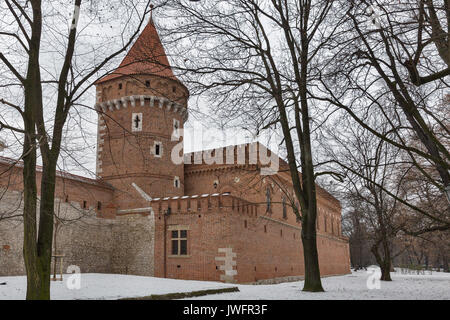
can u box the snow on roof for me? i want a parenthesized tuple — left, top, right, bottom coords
(150, 192, 231, 202)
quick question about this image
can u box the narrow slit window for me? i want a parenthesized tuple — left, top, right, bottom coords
(154, 142, 162, 157)
(266, 188, 271, 212)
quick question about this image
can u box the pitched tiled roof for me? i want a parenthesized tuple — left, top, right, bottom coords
(97, 19, 177, 84)
(0, 155, 114, 190)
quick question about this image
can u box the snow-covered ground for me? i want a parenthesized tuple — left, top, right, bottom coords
(184, 269, 450, 300)
(0, 269, 449, 300)
(0, 274, 236, 300)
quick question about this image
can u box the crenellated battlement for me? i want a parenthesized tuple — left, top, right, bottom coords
(118, 193, 259, 217)
(95, 94, 188, 122)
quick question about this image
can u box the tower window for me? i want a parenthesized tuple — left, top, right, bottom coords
(97, 201, 102, 210)
(118, 83, 122, 90)
(172, 86, 176, 93)
(174, 176, 180, 188)
(154, 142, 162, 157)
(132, 113, 143, 132)
(173, 119, 180, 139)
(282, 197, 287, 219)
(145, 80, 150, 88)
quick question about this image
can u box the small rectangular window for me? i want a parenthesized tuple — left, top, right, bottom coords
(174, 176, 180, 188)
(171, 229, 188, 256)
(145, 80, 150, 88)
(154, 142, 162, 157)
(119, 83, 122, 90)
(132, 113, 143, 132)
(173, 119, 180, 138)
(83, 201, 87, 209)
(97, 201, 102, 210)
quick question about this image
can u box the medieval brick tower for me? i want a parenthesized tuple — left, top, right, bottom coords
(94, 18, 189, 210)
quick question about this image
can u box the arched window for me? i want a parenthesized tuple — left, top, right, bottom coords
(282, 197, 287, 219)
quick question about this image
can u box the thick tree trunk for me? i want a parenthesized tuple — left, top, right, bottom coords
(302, 207, 324, 292)
(22, 142, 40, 300)
(380, 260, 392, 281)
(23, 2, 49, 299)
(371, 242, 392, 281)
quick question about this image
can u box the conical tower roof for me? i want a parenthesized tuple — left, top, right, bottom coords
(97, 18, 177, 83)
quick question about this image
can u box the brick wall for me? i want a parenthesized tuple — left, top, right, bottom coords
(152, 193, 350, 283)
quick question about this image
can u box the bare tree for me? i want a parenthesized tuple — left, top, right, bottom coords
(0, 0, 153, 299)
(324, 120, 408, 280)
(317, 0, 450, 209)
(343, 209, 375, 269)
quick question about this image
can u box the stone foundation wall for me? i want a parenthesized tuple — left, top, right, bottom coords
(0, 190, 155, 277)
(111, 213, 155, 276)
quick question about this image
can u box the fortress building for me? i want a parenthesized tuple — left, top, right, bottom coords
(0, 18, 350, 283)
